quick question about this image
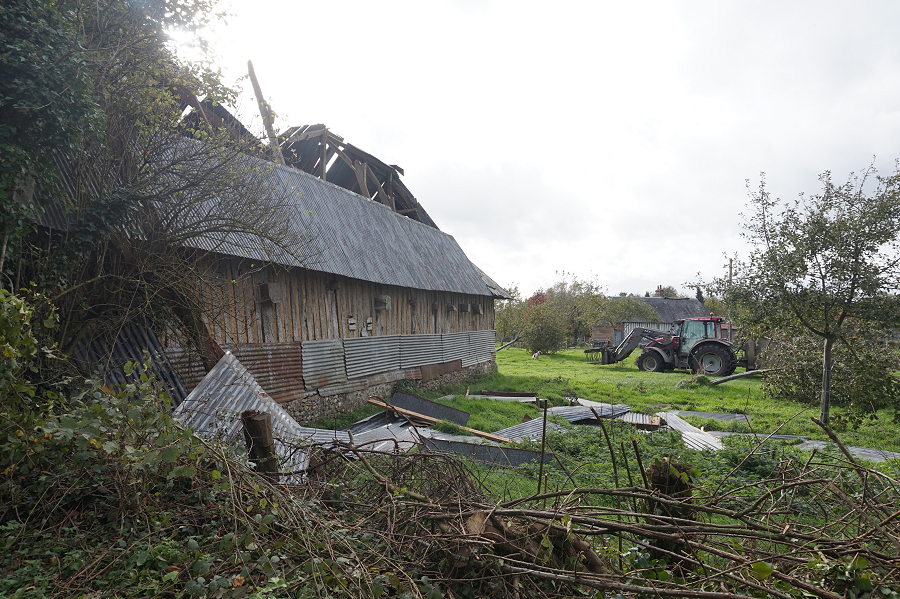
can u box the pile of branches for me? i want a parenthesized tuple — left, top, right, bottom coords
(5, 387, 900, 599)
(322, 424, 900, 599)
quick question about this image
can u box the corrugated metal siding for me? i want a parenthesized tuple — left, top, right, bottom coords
(225, 343, 303, 404)
(400, 334, 443, 368)
(301, 339, 346, 389)
(344, 335, 401, 379)
(470, 329, 496, 366)
(442, 332, 469, 364)
(164, 346, 209, 394)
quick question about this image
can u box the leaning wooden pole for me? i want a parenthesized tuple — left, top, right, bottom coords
(247, 60, 285, 166)
(241, 410, 279, 480)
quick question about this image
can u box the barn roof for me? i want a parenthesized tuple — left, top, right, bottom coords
(42, 140, 509, 299)
(626, 297, 710, 323)
(182, 161, 507, 297)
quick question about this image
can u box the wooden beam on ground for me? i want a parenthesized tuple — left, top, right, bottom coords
(367, 399, 512, 444)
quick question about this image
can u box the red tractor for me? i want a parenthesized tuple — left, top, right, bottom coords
(599, 316, 738, 377)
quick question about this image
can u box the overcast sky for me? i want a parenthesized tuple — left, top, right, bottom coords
(196, 0, 900, 298)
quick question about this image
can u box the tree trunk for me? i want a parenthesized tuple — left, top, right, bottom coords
(820, 336, 835, 425)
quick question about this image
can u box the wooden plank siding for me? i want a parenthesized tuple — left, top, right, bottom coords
(198, 256, 495, 346)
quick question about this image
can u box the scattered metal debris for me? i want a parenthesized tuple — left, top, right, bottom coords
(389, 392, 470, 426)
(657, 412, 723, 451)
(174, 352, 350, 480)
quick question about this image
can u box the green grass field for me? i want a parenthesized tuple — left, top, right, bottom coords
(309, 347, 900, 452)
(434, 348, 900, 452)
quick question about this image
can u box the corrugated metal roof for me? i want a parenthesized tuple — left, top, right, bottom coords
(178, 152, 496, 296)
(174, 352, 352, 480)
(43, 140, 500, 297)
(301, 339, 346, 389)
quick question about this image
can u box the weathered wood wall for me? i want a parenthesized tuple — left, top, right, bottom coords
(201, 256, 496, 347)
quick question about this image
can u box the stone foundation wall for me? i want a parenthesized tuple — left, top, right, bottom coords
(284, 360, 498, 425)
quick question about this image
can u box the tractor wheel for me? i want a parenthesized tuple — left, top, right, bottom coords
(637, 351, 665, 373)
(689, 343, 737, 377)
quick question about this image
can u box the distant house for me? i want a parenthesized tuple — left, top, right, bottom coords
(591, 297, 710, 345)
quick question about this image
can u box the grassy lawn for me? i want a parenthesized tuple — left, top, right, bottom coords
(435, 348, 900, 452)
(312, 347, 900, 453)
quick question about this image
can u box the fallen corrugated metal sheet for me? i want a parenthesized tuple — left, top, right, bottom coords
(422, 438, 551, 468)
(344, 335, 401, 379)
(492, 418, 567, 442)
(344, 412, 422, 453)
(389, 392, 469, 426)
(613, 411, 662, 430)
(658, 412, 722, 451)
(174, 352, 351, 480)
(302, 339, 346, 389)
(72, 322, 188, 405)
(547, 404, 631, 423)
(400, 334, 444, 368)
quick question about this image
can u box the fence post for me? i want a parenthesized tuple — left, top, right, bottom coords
(241, 410, 279, 481)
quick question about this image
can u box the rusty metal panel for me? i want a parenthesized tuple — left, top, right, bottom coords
(301, 339, 346, 389)
(174, 352, 352, 481)
(225, 342, 303, 404)
(344, 335, 401, 379)
(400, 334, 443, 368)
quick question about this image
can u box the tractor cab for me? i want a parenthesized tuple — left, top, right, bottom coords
(673, 317, 724, 357)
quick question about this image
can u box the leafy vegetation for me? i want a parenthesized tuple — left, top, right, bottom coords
(714, 167, 900, 424)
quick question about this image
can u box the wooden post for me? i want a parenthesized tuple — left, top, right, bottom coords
(241, 410, 279, 480)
